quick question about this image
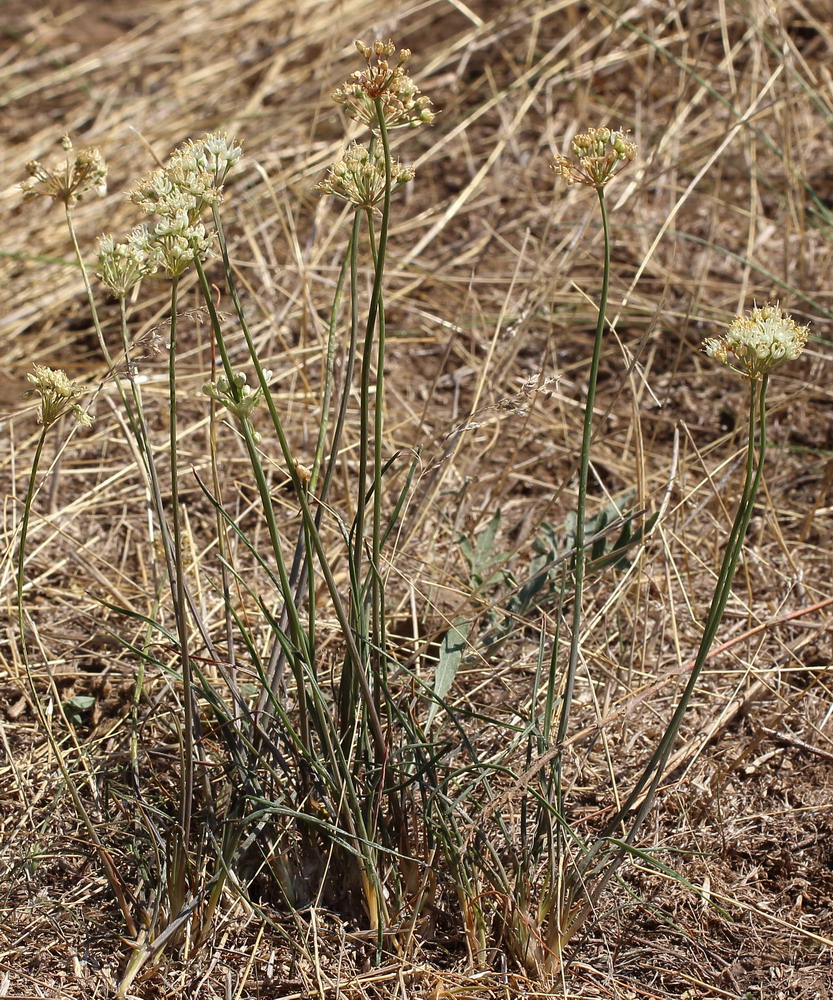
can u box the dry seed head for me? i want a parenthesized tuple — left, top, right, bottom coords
(332, 39, 435, 131)
(702, 303, 809, 380)
(26, 364, 93, 428)
(21, 135, 107, 207)
(318, 141, 415, 210)
(552, 126, 637, 189)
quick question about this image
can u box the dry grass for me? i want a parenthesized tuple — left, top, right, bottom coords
(2, 0, 833, 996)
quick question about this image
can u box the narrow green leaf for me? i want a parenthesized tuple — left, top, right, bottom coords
(426, 617, 470, 727)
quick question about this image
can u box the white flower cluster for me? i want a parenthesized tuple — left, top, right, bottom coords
(703, 303, 809, 379)
(319, 141, 415, 210)
(130, 133, 242, 219)
(96, 228, 159, 297)
(26, 364, 93, 428)
(97, 132, 242, 291)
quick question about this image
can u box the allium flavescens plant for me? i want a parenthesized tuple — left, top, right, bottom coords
(494, 131, 809, 973)
(495, 127, 637, 971)
(410, 126, 640, 975)
(475, 127, 807, 974)
(22, 131, 246, 993)
(551, 126, 637, 758)
(19, 40, 438, 991)
(556, 303, 811, 948)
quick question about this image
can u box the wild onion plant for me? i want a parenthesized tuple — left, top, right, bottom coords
(559, 302, 812, 942)
(442, 128, 641, 972)
(13, 369, 140, 937)
(18, 39, 445, 993)
(422, 129, 809, 975)
(17, 65, 810, 988)
(448, 124, 809, 972)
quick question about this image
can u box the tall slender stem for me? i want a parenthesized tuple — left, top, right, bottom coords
(166, 276, 195, 851)
(609, 375, 768, 838)
(192, 254, 311, 753)
(356, 111, 392, 637)
(16, 426, 138, 938)
(65, 205, 115, 369)
(556, 187, 611, 752)
(569, 376, 770, 942)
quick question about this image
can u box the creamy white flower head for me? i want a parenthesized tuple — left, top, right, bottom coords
(96, 227, 159, 297)
(130, 132, 242, 223)
(318, 141, 415, 210)
(192, 132, 243, 185)
(26, 364, 93, 428)
(703, 303, 809, 379)
(143, 219, 215, 278)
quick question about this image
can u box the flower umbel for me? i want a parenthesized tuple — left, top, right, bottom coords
(26, 365, 93, 428)
(21, 135, 107, 207)
(124, 132, 241, 279)
(319, 141, 415, 210)
(146, 217, 216, 278)
(130, 132, 243, 224)
(203, 369, 272, 420)
(552, 126, 637, 189)
(703, 303, 809, 380)
(332, 39, 435, 131)
(96, 228, 160, 297)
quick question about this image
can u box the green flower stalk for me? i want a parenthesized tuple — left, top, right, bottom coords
(550, 127, 636, 753)
(314, 38, 436, 940)
(568, 302, 810, 946)
(498, 125, 639, 971)
(15, 369, 137, 937)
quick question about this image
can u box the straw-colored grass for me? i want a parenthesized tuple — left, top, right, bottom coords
(2, 0, 833, 996)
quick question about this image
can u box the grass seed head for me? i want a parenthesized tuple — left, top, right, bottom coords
(703, 303, 809, 379)
(552, 126, 637, 189)
(21, 135, 107, 207)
